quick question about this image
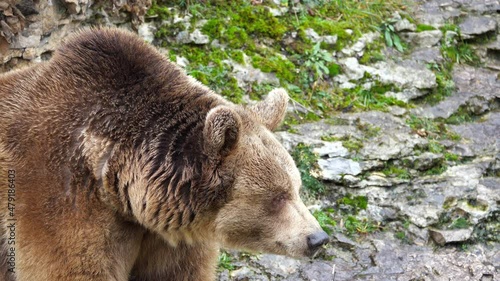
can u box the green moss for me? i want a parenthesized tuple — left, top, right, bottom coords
(201, 18, 225, 39)
(300, 18, 351, 50)
(439, 23, 459, 33)
(147, 1, 172, 20)
(328, 63, 341, 76)
(444, 105, 481, 125)
(449, 217, 470, 229)
(416, 24, 437, 32)
(406, 115, 459, 141)
(167, 50, 177, 62)
(200, 3, 287, 43)
(313, 208, 336, 235)
(226, 26, 250, 48)
(444, 152, 460, 162)
(187, 63, 243, 103)
(423, 164, 447, 175)
(359, 50, 384, 64)
(227, 50, 245, 64)
(395, 231, 406, 240)
(236, 5, 287, 38)
(251, 53, 296, 83)
(155, 21, 187, 39)
(338, 83, 407, 111)
(427, 140, 445, 154)
(472, 211, 499, 242)
(342, 137, 363, 153)
(291, 143, 325, 197)
(220, 77, 244, 103)
(147, 0, 409, 120)
(249, 83, 274, 100)
(338, 194, 368, 214)
(382, 163, 411, 179)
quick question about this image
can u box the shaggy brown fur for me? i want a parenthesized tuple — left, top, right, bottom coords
(0, 28, 326, 281)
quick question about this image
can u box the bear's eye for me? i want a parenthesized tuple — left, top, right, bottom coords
(269, 193, 288, 213)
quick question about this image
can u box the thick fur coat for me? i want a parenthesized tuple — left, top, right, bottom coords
(0, 29, 327, 281)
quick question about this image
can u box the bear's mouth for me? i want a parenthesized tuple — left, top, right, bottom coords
(305, 246, 324, 258)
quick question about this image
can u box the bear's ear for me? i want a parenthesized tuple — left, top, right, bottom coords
(250, 88, 289, 131)
(203, 106, 242, 159)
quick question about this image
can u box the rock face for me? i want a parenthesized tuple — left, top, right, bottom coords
(318, 158, 361, 181)
(459, 16, 498, 38)
(0, 0, 151, 71)
(2, 0, 500, 280)
(412, 65, 500, 119)
(336, 57, 437, 101)
(175, 29, 210, 44)
(429, 228, 474, 245)
(401, 30, 443, 47)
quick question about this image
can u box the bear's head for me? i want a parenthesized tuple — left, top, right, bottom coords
(203, 88, 329, 258)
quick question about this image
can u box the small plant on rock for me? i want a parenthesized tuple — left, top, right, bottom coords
(379, 20, 405, 52)
(291, 143, 325, 197)
(217, 251, 235, 271)
(303, 42, 334, 80)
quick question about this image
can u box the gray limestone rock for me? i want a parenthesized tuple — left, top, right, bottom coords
(340, 32, 379, 56)
(459, 16, 497, 38)
(339, 57, 366, 80)
(450, 112, 500, 156)
(274, 132, 332, 152)
(410, 152, 444, 171)
(385, 88, 428, 102)
(176, 29, 209, 44)
(190, 29, 210, 44)
(304, 28, 338, 45)
(394, 18, 416, 32)
(137, 22, 156, 43)
(429, 228, 474, 245)
(388, 106, 407, 116)
(11, 34, 40, 49)
(412, 65, 500, 119)
(322, 35, 338, 45)
(332, 233, 359, 249)
(251, 254, 301, 277)
(410, 47, 444, 64)
(368, 61, 437, 90)
(401, 30, 443, 48)
(299, 261, 335, 281)
(304, 28, 321, 43)
(445, 30, 458, 46)
(230, 60, 280, 87)
(354, 173, 401, 188)
(486, 37, 500, 51)
(318, 158, 362, 181)
(230, 267, 267, 281)
(360, 133, 423, 160)
(313, 142, 349, 158)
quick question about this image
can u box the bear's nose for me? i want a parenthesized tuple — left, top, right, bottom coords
(307, 231, 329, 253)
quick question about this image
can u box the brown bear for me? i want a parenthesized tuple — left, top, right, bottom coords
(0, 28, 329, 281)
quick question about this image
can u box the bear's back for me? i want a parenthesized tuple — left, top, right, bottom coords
(0, 28, 228, 175)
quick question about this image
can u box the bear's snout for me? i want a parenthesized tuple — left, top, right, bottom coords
(306, 231, 329, 256)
